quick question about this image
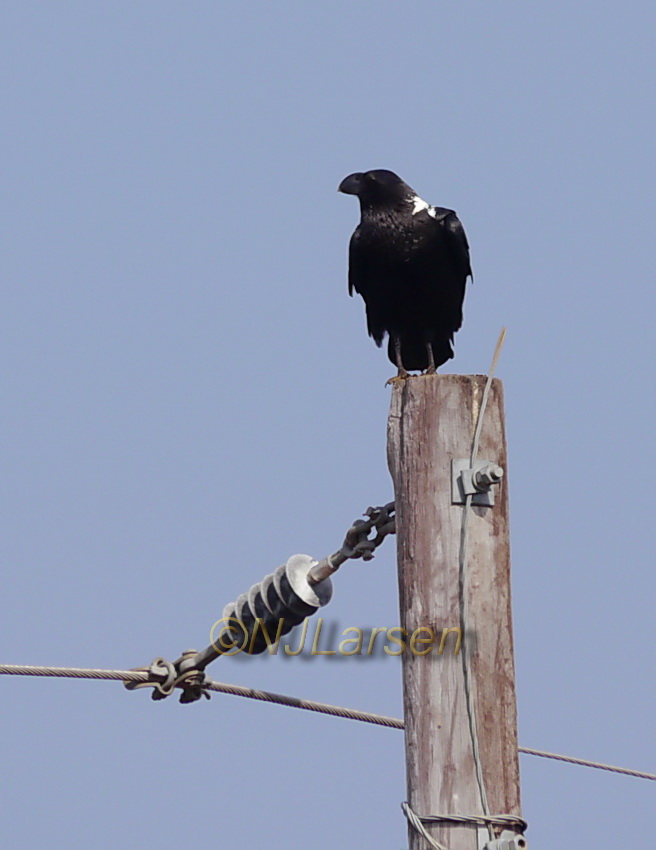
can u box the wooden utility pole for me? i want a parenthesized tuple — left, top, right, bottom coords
(387, 375, 521, 850)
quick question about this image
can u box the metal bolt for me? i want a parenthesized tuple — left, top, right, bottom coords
(472, 463, 504, 491)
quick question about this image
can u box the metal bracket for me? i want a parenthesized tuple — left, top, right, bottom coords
(308, 502, 396, 585)
(451, 459, 504, 507)
(484, 831, 527, 850)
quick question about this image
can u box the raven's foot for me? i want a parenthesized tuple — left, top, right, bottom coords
(386, 370, 410, 386)
(422, 366, 437, 376)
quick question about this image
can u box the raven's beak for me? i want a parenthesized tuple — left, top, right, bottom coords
(338, 172, 363, 195)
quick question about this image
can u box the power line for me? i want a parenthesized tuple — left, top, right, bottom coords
(2, 663, 654, 783)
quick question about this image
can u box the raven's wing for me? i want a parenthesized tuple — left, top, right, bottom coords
(347, 224, 387, 346)
(418, 207, 471, 338)
(347, 226, 364, 296)
(431, 207, 472, 282)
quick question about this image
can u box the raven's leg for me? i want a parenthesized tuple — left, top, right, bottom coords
(386, 336, 410, 385)
(393, 336, 410, 379)
(424, 342, 437, 375)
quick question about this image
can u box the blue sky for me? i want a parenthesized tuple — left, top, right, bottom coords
(2, 3, 654, 848)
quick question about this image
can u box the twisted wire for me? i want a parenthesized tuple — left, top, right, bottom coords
(0, 664, 148, 682)
(402, 802, 449, 850)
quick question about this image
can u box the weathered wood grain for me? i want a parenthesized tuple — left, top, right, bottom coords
(387, 375, 520, 850)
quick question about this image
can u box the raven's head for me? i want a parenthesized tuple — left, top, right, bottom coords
(338, 170, 413, 207)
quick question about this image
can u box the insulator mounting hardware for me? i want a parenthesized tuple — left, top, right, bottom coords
(123, 503, 396, 703)
(451, 458, 504, 507)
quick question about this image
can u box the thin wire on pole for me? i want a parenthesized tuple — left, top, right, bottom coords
(458, 327, 507, 833)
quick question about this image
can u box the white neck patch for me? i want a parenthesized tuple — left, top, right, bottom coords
(410, 195, 437, 218)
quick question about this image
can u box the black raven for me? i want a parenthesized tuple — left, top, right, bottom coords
(338, 169, 472, 378)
